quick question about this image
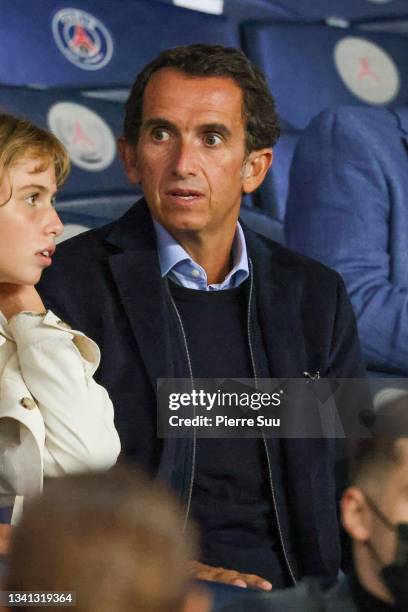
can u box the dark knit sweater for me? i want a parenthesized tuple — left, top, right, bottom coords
(169, 281, 289, 587)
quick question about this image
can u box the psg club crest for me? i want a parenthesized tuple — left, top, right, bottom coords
(47, 102, 116, 171)
(334, 37, 400, 105)
(52, 8, 113, 71)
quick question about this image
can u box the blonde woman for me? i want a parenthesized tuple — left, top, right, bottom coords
(0, 113, 120, 535)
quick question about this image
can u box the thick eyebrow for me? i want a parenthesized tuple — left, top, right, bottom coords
(200, 123, 232, 139)
(142, 118, 232, 139)
(142, 117, 178, 133)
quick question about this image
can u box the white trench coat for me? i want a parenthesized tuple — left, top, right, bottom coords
(0, 310, 121, 522)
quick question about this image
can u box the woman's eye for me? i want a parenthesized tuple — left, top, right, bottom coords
(25, 193, 38, 207)
(204, 133, 222, 146)
(152, 128, 170, 142)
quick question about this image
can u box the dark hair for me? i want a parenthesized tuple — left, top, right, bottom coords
(350, 392, 408, 485)
(124, 44, 280, 152)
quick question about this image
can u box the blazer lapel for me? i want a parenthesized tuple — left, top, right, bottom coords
(105, 200, 174, 389)
(244, 228, 307, 378)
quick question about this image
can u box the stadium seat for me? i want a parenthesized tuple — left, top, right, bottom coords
(164, 0, 408, 23)
(159, 0, 297, 21)
(0, 85, 137, 237)
(0, 0, 238, 89)
(243, 22, 408, 221)
(259, 0, 408, 22)
(357, 16, 408, 36)
(243, 23, 408, 130)
(257, 129, 299, 221)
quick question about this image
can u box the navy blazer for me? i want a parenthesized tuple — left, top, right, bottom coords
(286, 105, 408, 375)
(39, 200, 365, 584)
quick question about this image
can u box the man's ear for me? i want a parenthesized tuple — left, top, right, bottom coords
(117, 137, 140, 184)
(341, 486, 372, 543)
(242, 148, 273, 194)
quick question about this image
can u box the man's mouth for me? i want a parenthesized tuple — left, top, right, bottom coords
(166, 189, 203, 201)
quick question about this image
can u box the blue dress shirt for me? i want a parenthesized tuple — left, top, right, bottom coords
(153, 219, 249, 291)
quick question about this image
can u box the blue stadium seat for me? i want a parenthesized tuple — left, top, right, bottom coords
(165, 0, 408, 23)
(0, 86, 137, 238)
(259, 0, 408, 22)
(223, 0, 297, 21)
(357, 16, 408, 35)
(240, 203, 284, 244)
(243, 22, 408, 220)
(0, 0, 238, 88)
(257, 130, 299, 221)
(243, 23, 408, 130)
(159, 0, 296, 21)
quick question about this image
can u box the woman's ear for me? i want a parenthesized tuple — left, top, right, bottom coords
(242, 148, 273, 194)
(117, 137, 140, 184)
(342, 486, 372, 543)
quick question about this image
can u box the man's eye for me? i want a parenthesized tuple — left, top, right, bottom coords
(25, 193, 38, 207)
(204, 133, 222, 146)
(152, 128, 170, 142)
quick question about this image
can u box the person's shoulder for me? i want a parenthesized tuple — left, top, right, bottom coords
(305, 105, 401, 147)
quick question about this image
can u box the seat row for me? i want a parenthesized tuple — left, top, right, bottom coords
(1, 0, 407, 241)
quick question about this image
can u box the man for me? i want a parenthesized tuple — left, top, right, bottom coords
(286, 106, 408, 376)
(5, 467, 210, 612)
(39, 44, 365, 590)
(222, 393, 408, 610)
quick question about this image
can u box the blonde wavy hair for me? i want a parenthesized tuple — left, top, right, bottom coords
(0, 112, 70, 206)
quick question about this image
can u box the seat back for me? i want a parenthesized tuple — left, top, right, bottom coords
(0, 0, 238, 88)
(243, 22, 408, 220)
(243, 23, 408, 130)
(258, 0, 408, 21)
(0, 86, 139, 239)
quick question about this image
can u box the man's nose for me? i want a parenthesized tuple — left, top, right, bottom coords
(172, 139, 198, 177)
(44, 207, 63, 238)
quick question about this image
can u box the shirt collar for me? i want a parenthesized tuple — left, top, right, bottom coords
(153, 218, 249, 289)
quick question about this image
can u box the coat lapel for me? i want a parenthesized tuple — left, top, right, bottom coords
(105, 200, 174, 389)
(244, 227, 307, 378)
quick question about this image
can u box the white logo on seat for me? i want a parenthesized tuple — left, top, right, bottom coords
(47, 102, 116, 171)
(52, 8, 113, 71)
(334, 37, 400, 104)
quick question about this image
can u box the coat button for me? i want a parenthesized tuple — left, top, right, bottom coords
(20, 397, 36, 410)
(57, 320, 72, 330)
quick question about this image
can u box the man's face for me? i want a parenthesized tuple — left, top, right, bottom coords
(0, 157, 62, 285)
(366, 440, 408, 567)
(122, 69, 259, 240)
